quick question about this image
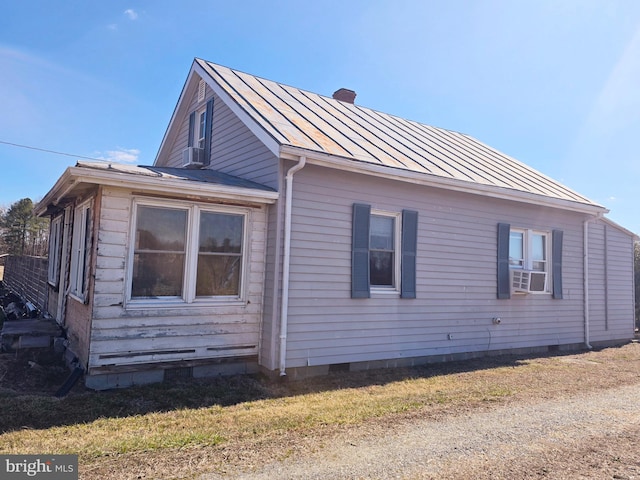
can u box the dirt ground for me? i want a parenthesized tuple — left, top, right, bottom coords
(2, 331, 640, 479)
(0, 348, 72, 396)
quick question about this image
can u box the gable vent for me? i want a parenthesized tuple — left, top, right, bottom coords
(198, 79, 206, 102)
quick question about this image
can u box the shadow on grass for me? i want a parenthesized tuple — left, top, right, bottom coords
(0, 344, 609, 435)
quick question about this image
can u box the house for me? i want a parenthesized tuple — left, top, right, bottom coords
(35, 59, 637, 389)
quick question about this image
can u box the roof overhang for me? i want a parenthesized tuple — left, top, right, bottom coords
(599, 216, 639, 240)
(280, 145, 608, 216)
(35, 164, 279, 217)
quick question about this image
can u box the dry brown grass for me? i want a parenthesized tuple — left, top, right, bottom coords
(1, 342, 640, 479)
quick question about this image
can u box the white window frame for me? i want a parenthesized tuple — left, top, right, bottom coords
(195, 106, 207, 149)
(47, 215, 63, 286)
(509, 227, 551, 294)
(370, 210, 401, 294)
(69, 200, 92, 302)
(126, 198, 249, 308)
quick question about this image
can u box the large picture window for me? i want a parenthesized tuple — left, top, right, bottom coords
(132, 206, 187, 298)
(129, 200, 246, 304)
(196, 212, 243, 296)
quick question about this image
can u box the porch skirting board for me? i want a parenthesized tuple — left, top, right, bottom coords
(84, 355, 258, 390)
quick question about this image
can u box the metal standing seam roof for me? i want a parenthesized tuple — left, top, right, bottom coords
(197, 58, 601, 208)
(75, 161, 276, 192)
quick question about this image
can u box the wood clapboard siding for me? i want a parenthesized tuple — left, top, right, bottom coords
(163, 83, 279, 189)
(282, 164, 593, 369)
(88, 186, 268, 370)
(588, 220, 635, 342)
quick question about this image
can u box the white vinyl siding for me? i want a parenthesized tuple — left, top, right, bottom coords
(162, 90, 279, 189)
(587, 220, 636, 342)
(275, 164, 598, 369)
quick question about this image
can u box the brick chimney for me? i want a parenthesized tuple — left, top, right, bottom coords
(332, 88, 357, 104)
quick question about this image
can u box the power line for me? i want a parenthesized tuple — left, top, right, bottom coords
(0, 139, 108, 162)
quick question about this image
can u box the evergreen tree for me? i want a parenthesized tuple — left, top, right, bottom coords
(1, 198, 49, 256)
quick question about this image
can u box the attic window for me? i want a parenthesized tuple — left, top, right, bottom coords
(198, 80, 206, 102)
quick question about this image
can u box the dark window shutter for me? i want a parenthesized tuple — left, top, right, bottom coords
(401, 210, 418, 299)
(352, 203, 371, 298)
(187, 111, 195, 148)
(552, 229, 563, 299)
(497, 223, 511, 299)
(203, 98, 214, 165)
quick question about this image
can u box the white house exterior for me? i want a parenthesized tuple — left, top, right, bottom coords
(36, 59, 636, 389)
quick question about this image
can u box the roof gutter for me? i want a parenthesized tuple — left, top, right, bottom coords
(280, 146, 607, 216)
(279, 155, 306, 376)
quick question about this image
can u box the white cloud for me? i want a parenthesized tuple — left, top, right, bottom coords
(107, 24, 118, 31)
(124, 9, 138, 20)
(96, 148, 140, 164)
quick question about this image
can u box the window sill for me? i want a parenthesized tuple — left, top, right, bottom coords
(511, 291, 552, 296)
(68, 293, 87, 305)
(125, 297, 247, 310)
(370, 287, 400, 297)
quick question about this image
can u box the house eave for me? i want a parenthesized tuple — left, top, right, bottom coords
(280, 145, 607, 216)
(36, 165, 279, 216)
(599, 217, 639, 240)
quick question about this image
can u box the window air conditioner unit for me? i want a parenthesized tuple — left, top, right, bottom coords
(182, 147, 204, 168)
(511, 270, 547, 293)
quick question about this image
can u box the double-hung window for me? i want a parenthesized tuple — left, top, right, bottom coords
(352, 204, 418, 299)
(497, 223, 563, 299)
(129, 200, 246, 305)
(509, 229, 548, 273)
(196, 107, 207, 149)
(187, 98, 214, 166)
(69, 201, 92, 302)
(369, 213, 399, 288)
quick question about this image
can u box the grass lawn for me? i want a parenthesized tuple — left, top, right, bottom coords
(1, 342, 639, 479)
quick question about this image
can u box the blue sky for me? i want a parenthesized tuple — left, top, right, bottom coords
(1, 1, 639, 233)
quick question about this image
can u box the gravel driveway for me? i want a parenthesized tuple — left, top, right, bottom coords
(201, 383, 640, 480)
